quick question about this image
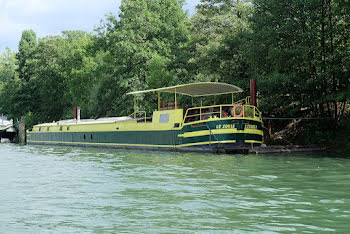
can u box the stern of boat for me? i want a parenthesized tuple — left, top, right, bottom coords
(177, 103, 263, 153)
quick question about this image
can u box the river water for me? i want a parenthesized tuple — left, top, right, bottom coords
(0, 144, 349, 233)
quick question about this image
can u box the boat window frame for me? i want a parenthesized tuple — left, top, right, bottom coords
(159, 113, 169, 123)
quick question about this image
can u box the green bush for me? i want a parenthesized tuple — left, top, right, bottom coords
(23, 112, 39, 130)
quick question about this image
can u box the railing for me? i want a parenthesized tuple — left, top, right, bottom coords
(234, 96, 259, 107)
(129, 111, 147, 122)
(183, 103, 262, 124)
(160, 102, 180, 110)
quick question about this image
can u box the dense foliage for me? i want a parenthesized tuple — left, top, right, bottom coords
(0, 0, 348, 145)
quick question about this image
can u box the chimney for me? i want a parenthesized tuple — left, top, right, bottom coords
(74, 106, 81, 121)
(74, 106, 78, 120)
(250, 80, 257, 106)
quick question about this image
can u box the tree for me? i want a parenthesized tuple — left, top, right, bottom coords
(146, 54, 174, 89)
(0, 48, 17, 84)
(190, 0, 254, 95)
(31, 31, 97, 121)
(94, 0, 191, 116)
(249, 0, 349, 120)
(0, 48, 19, 116)
(0, 30, 40, 122)
(16, 29, 37, 82)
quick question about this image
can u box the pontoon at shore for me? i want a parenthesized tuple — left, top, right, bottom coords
(26, 82, 263, 153)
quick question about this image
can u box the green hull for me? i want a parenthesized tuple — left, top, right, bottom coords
(27, 119, 263, 153)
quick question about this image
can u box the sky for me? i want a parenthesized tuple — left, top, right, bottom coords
(0, 0, 200, 53)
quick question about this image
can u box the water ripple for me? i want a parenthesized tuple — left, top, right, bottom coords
(0, 144, 349, 233)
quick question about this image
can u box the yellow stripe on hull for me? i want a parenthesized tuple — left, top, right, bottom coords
(27, 139, 238, 148)
(178, 140, 236, 147)
(245, 140, 262, 144)
(178, 128, 262, 138)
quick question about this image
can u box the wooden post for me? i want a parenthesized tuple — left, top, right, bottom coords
(158, 91, 160, 111)
(134, 94, 136, 118)
(19, 116, 26, 144)
(175, 88, 177, 109)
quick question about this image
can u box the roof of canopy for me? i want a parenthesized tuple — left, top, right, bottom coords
(127, 82, 243, 97)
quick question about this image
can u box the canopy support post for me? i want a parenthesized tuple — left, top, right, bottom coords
(158, 91, 160, 111)
(231, 93, 234, 105)
(214, 95, 216, 105)
(191, 96, 194, 106)
(133, 94, 137, 118)
(175, 88, 177, 109)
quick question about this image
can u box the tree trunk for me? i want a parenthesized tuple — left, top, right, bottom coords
(18, 117, 26, 144)
(328, 0, 337, 121)
(320, 0, 327, 117)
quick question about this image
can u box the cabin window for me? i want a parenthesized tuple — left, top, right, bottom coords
(38, 127, 41, 132)
(83, 134, 86, 140)
(174, 123, 180, 128)
(91, 134, 93, 140)
(67, 126, 70, 131)
(59, 126, 63, 131)
(47, 127, 50, 131)
(159, 114, 169, 123)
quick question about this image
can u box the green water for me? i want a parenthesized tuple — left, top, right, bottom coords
(0, 144, 349, 233)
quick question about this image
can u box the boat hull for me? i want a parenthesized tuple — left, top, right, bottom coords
(0, 129, 16, 142)
(27, 118, 263, 153)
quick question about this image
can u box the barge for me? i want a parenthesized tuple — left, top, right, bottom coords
(0, 116, 16, 142)
(27, 82, 263, 153)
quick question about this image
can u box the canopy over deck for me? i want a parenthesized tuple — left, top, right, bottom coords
(127, 82, 243, 97)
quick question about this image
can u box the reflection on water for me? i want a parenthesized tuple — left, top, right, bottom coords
(0, 144, 349, 232)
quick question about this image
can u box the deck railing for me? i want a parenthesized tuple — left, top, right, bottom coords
(129, 111, 147, 122)
(183, 102, 262, 124)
